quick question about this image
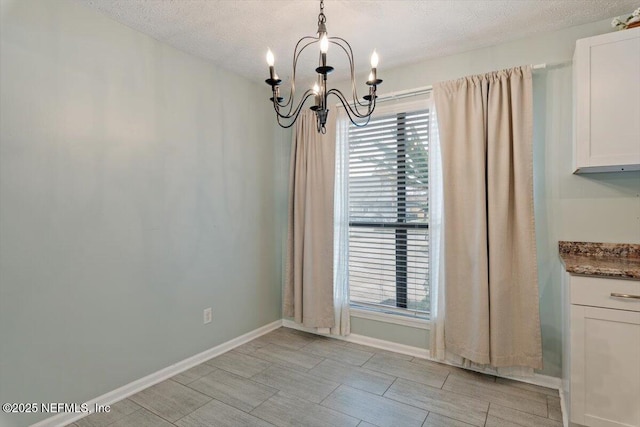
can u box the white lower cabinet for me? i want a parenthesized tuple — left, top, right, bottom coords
(566, 276, 640, 427)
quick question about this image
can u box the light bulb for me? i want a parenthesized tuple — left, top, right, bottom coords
(320, 35, 329, 53)
(370, 50, 379, 68)
(313, 83, 320, 95)
(266, 49, 274, 66)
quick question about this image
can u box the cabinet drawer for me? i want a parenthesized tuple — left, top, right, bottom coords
(570, 275, 640, 312)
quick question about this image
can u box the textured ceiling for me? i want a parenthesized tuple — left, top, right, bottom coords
(80, 0, 637, 84)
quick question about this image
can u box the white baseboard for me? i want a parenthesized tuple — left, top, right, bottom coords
(281, 319, 429, 358)
(345, 333, 431, 359)
(282, 319, 561, 391)
(559, 386, 569, 427)
(31, 320, 283, 427)
(506, 371, 562, 391)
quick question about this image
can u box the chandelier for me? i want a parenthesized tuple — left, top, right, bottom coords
(265, 0, 382, 133)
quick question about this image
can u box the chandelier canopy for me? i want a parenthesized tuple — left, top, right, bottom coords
(265, 0, 382, 133)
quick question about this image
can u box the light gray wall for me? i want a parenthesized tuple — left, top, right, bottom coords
(278, 18, 640, 378)
(0, 1, 281, 426)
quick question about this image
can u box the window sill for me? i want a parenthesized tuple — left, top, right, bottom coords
(350, 307, 430, 330)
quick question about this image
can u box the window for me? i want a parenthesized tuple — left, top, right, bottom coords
(347, 101, 431, 318)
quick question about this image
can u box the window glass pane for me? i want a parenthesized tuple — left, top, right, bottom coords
(347, 106, 430, 318)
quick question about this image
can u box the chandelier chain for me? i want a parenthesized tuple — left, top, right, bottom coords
(318, 0, 326, 25)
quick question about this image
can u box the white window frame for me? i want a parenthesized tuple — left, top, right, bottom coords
(340, 96, 433, 324)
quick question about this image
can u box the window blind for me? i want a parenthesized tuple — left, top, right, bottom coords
(348, 107, 430, 318)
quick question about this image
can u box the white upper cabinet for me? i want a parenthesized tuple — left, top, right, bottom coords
(573, 27, 640, 173)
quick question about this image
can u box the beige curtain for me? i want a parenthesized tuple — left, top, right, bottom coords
(284, 110, 336, 329)
(433, 66, 542, 370)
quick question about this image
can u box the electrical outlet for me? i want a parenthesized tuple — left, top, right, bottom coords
(203, 307, 212, 324)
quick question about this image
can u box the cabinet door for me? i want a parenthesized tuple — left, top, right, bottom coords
(574, 28, 640, 172)
(571, 305, 640, 426)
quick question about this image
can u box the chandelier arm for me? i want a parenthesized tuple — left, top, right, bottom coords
(272, 89, 314, 119)
(327, 89, 374, 127)
(274, 36, 318, 112)
(275, 104, 310, 128)
(274, 96, 287, 109)
(272, 90, 315, 125)
(329, 37, 370, 108)
(279, 36, 320, 113)
(327, 87, 376, 119)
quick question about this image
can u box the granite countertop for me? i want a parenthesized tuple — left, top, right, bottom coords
(559, 241, 640, 280)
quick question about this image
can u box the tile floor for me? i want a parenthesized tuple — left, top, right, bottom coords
(68, 327, 563, 427)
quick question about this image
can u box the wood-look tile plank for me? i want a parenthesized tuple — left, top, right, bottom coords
(411, 358, 496, 383)
(342, 342, 414, 361)
(108, 408, 175, 427)
(186, 369, 277, 412)
(422, 412, 477, 427)
(495, 378, 559, 397)
(234, 326, 315, 354)
(392, 356, 451, 376)
(255, 328, 317, 350)
(363, 354, 449, 388)
(547, 396, 562, 421)
(175, 399, 274, 427)
(321, 385, 427, 427)
(458, 376, 547, 403)
(484, 416, 520, 427)
(446, 366, 496, 384)
(384, 378, 488, 427)
(128, 380, 211, 422)
(234, 339, 271, 355)
(357, 422, 380, 427)
(301, 340, 374, 366)
(251, 365, 340, 404)
(308, 358, 395, 395)
(442, 376, 548, 417)
(172, 363, 216, 385)
(253, 343, 323, 372)
(250, 392, 360, 427)
(75, 399, 140, 427)
(280, 327, 324, 340)
(485, 404, 563, 427)
(205, 350, 272, 378)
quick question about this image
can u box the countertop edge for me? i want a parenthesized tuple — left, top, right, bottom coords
(559, 241, 640, 281)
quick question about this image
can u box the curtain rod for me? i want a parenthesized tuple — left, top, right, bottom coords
(376, 85, 433, 103)
(532, 59, 572, 70)
(376, 61, 569, 102)
(342, 60, 571, 107)
(336, 85, 432, 108)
